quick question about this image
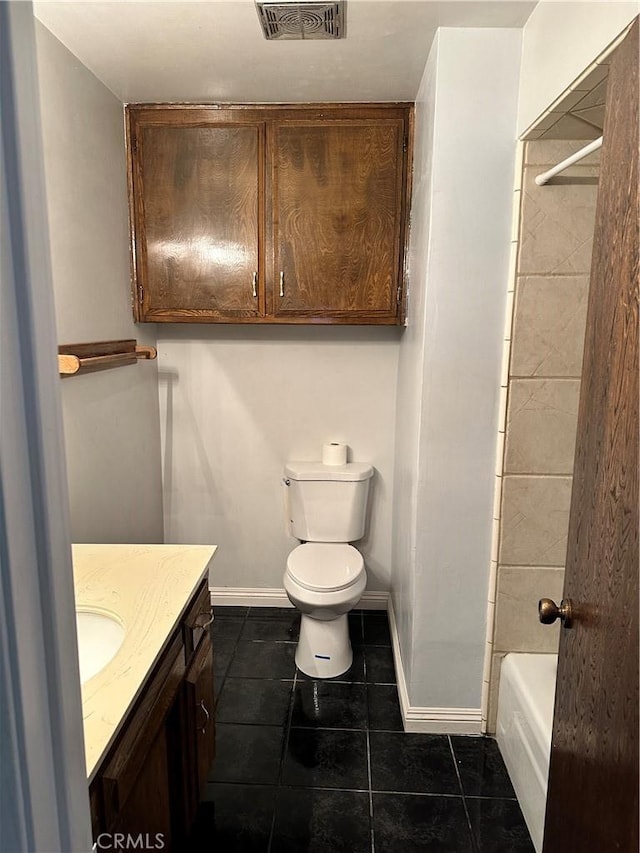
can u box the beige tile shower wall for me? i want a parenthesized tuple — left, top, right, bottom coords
(487, 140, 599, 731)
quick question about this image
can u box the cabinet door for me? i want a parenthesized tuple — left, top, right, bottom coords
(185, 635, 215, 804)
(270, 118, 406, 323)
(130, 117, 263, 321)
(99, 634, 185, 836)
(106, 729, 172, 851)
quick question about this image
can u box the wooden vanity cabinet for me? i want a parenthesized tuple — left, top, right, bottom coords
(127, 104, 413, 325)
(89, 579, 214, 851)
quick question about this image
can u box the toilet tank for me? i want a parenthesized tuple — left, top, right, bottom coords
(284, 461, 374, 542)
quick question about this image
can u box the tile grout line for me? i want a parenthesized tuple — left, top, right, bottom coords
(363, 630, 376, 853)
(212, 607, 249, 708)
(366, 729, 375, 853)
(508, 376, 583, 381)
(267, 668, 298, 852)
(203, 778, 494, 798)
(447, 735, 480, 853)
(216, 721, 411, 734)
(263, 603, 298, 853)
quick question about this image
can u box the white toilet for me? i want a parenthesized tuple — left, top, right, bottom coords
(283, 460, 373, 678)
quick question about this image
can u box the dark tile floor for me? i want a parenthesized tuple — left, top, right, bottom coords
(189, 607, 534, 853)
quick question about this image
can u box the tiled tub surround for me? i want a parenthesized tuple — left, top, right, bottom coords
(487, 140, 599, 729)
(190, 607, 533, 852)
(525, 63, 607, 141)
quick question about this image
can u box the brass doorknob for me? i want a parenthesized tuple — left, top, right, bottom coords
(538, 597, 573, 628)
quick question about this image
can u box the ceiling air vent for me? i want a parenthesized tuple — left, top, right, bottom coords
(256, 1, 344, 40)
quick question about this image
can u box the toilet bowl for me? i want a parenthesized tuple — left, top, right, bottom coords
(284, 543, 367, 677)
(282, 458, 373, 679)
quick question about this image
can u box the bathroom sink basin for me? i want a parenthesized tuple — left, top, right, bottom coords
(76, 609, 125, 684)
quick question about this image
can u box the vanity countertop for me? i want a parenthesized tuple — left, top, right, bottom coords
(72, 543, 217, 781)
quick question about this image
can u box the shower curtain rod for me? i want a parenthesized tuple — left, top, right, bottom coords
(535, 136, 603, 186)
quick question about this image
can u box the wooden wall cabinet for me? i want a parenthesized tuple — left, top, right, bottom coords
(89, 580, 214, 851)
(127, 104, 414, 325)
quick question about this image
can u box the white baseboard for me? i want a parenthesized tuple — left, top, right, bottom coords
(210, 587, 292, 607)
(388, 598, 482, 735)
(209, 586, 389, 610)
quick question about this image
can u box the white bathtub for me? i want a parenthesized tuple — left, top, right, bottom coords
(496, 653, 558, 853)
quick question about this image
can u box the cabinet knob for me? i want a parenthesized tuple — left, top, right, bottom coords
(279, 271, 284, 297)
(252, 271, 257, 298)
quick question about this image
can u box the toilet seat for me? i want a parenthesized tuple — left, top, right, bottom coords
(286, 543, 364, 592)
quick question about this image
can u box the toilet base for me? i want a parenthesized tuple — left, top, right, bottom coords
(295, 613, 352, 678)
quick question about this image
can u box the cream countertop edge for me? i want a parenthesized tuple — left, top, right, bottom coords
(72, 543, 217, 781)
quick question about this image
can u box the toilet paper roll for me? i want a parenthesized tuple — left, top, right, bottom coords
(322, 442, 347, 466)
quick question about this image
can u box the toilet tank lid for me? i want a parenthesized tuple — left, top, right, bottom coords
(285, 461, 374, 482)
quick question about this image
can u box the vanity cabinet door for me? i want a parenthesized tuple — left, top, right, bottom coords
(129, 110, 264, 322)
(270, 116, 408, 324)
(97, 633, 185, 848)
(106, 729, 173, 850)
(185, 634, 216, 804)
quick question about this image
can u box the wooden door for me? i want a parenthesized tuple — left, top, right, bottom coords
(270, 117, 406, 323)
(543, 19, 638, 853)
(129, 114, 263, 321)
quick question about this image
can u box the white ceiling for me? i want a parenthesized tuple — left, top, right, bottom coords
(34, 0, 537, 103)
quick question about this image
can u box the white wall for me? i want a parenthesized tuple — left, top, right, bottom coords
(392, 28, 522, 714)
(158, 326, 400, 590)
(35, 23, 164, 544)
(391, 39, 438, 692)
(518, 0, 638, 133)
